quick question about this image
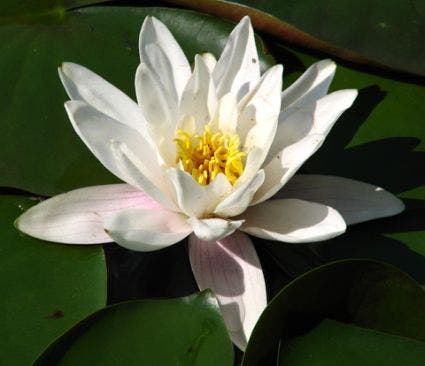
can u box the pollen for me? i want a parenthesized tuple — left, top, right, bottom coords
(175, 125, 246, 186)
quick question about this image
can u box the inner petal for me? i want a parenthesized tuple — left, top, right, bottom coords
(175, 124, 245, 186)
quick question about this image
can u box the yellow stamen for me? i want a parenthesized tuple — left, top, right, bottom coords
(175, 125, 246, 186)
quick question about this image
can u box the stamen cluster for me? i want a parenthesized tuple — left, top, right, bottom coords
(175, 125, 245, 185)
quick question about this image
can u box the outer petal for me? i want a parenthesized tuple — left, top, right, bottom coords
(240, 198, 346, 243)
(213, 16, 260, 100)
(179, 54, 217, 133)
(189, 231, 266, 350)
(58, 62, 146, 135)
(135, 63, 177, 165)
(189, 217, 244, 241)
(104, 207, 192, 252)
(281, 59, 336, 113)
(275, 175, 405, 225)
(139, 16, 191, 100)
(64, 100, 161, 187)
(252, 134, 325, 205)
(15, 184, 160, 244)
(266, 89, 358, 164)
(237, 65, 283, 185)
(214, 170, 265, 217)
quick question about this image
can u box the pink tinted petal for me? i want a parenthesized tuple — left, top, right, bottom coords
(104, 208, 192, 252)
(15, 184, 161, 244)
(189, 231, 266, 350)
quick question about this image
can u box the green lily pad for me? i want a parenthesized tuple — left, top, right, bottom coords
(0, 5, 274, 196)
(0, 1, 102, 20)
(0, 195, 106, 365)
(243, 260, 425, 366)
(35, 290, 234, 365)
(168, 0, 425, 76)
(279, 319, 425, 366)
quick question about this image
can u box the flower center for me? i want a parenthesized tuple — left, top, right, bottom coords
(175, 125, 246, 186)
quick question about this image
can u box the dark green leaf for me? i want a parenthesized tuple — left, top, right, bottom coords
(168, 0, 425, 76)
(279, 319, 425, 366)
(0, 0, 103, 21)
(104, 241, 198, 304)
(35, 290, 234, 365)
(0, 6, 274, 196)
(243, 260, 425, 366)
(0, 195, 106, 365)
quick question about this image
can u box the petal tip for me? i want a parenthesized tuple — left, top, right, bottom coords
(13, 215, 23, 231)
(318, 58, 336, 70)
(387, 193, 406, 216)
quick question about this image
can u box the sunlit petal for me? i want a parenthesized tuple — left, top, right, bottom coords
(252, 134, 325, 204)
(189, 231, 266, 350)
(179, 54, 218, 133)
(275, 175, 405, 224)
(240, 198, 346, 242)
(189, 217, 243, 241)
(281, 59, 336, 112)
(59, 62, 146, 135)
(105, 207, 192, 251)
(139, 16, 191, 100)
(213, 16, 260, 100)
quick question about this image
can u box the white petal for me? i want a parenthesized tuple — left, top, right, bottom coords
(266, 89, 358, 164)
(104, 208, 192, 251)
(189, 217, 243, 241)
(276, 175, 405, 225)
(58, 63, 146, 135)
(177, 115, 196, 136)
(201, 52, 217, 73)
(240, 198, 346, 243)
(214, 170, 265, 217)
(168, 169, 232, 217)
(210, 93, 239, 135)
(135, 63, 177, 165)
(237, 65, 283, 185)
(179, 55, 217, 133)
(15, 184, 160, 244)
(189, 231, 266, 350)
(64, 100, 160, 186)
(252, 134, 325, 205)
(139, 16, 191, 99)
(281, 59, 336, 112)
(213, 16, 260, 100)
(111, 141, 177, 211)
(311, 89, 358, 136)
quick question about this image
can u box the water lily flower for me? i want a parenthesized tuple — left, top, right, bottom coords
(15, 16, 404, 350)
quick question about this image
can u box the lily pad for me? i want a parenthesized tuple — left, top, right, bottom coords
(168, 0, 425, 76)
(0, 195, 107, 365)
(0, 5, 274, 196)
(243, 260, 425, 366)
(35, 290, 234, 365)
(279, 319, 425, 366)
(0, 0, 102, 20)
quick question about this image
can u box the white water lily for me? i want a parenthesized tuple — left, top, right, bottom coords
(15, 16, 404, 350)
